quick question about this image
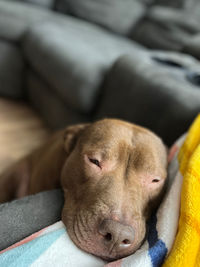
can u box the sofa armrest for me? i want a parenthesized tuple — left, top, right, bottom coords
(95, 51, 200, 145)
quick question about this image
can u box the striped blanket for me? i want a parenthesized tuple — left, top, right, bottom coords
(0, 115, 200, 267)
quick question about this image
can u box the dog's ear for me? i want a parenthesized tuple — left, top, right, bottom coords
(63, 123, 90, 154)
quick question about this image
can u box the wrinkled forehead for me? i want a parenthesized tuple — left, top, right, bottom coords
(80, 120, 134, 147)
(79, 120, 162, 152)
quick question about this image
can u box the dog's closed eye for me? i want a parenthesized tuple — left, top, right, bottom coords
(152, 178, 160, 183)
(89, 158, 101, 168)
(84, 155, 102, 170)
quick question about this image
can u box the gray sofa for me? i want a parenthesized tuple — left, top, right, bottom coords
(1, 0, 200, 145)
(0, 0, 200, 252)
(0, 0, 146, 126)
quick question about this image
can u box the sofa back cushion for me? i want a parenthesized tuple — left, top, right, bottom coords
(55, 0, 146, 35)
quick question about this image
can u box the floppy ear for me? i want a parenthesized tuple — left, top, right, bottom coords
(63, 123, 90, 154)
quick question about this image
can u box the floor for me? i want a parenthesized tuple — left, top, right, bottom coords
(0, 98, 49, 174)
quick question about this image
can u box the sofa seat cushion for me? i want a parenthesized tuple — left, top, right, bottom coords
(0, 41, 24, 98)
(22, 18, 145, 113)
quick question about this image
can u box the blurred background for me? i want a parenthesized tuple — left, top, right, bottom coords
(0, 0, 200, 166)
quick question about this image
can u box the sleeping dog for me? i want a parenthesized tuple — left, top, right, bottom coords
(0, 119, 167, 260)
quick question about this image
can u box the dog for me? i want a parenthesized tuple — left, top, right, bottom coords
(0, 119, 167, 261)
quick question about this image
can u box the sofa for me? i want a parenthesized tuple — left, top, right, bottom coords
(0, 0, 200, 145)
(0, 0, 200, 253)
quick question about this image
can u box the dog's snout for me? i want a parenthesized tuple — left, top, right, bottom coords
(98, 219, 135, 253)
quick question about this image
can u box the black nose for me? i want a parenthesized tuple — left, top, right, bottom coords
(98, 219, 135, 252)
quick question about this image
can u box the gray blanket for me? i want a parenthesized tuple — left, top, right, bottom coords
(0, 190, 64, 250)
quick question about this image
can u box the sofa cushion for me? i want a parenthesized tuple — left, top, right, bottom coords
(183, 34, 200, 60)
(95, 51, 200, 145)
(27, 70, 89, 129)
(0, 0, 54, 41)
(23, 18, 145, 113)
(55, 0, 146, 35)
(131, 5, 200, 52)
(0, 41, 24, 98)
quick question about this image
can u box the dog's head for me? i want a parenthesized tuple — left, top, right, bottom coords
(61, 119, 167, 261)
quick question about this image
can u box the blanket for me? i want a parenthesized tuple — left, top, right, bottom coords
(0, 115, 200, 267)
(163, 114, 200, 267)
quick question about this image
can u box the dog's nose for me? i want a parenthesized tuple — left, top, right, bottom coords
(98, 219, 135, 252)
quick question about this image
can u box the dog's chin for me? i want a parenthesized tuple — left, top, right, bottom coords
(98, 255, 123, 262)
(96, 251, 133, 262)
(82, 249, 133, 263)
(78, 240, 141, 262)
(88, 235, 145, 262)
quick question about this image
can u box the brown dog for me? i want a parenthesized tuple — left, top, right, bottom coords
(0, 119, 167, 260)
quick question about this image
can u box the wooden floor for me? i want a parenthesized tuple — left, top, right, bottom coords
(0, 98, 49, 174)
